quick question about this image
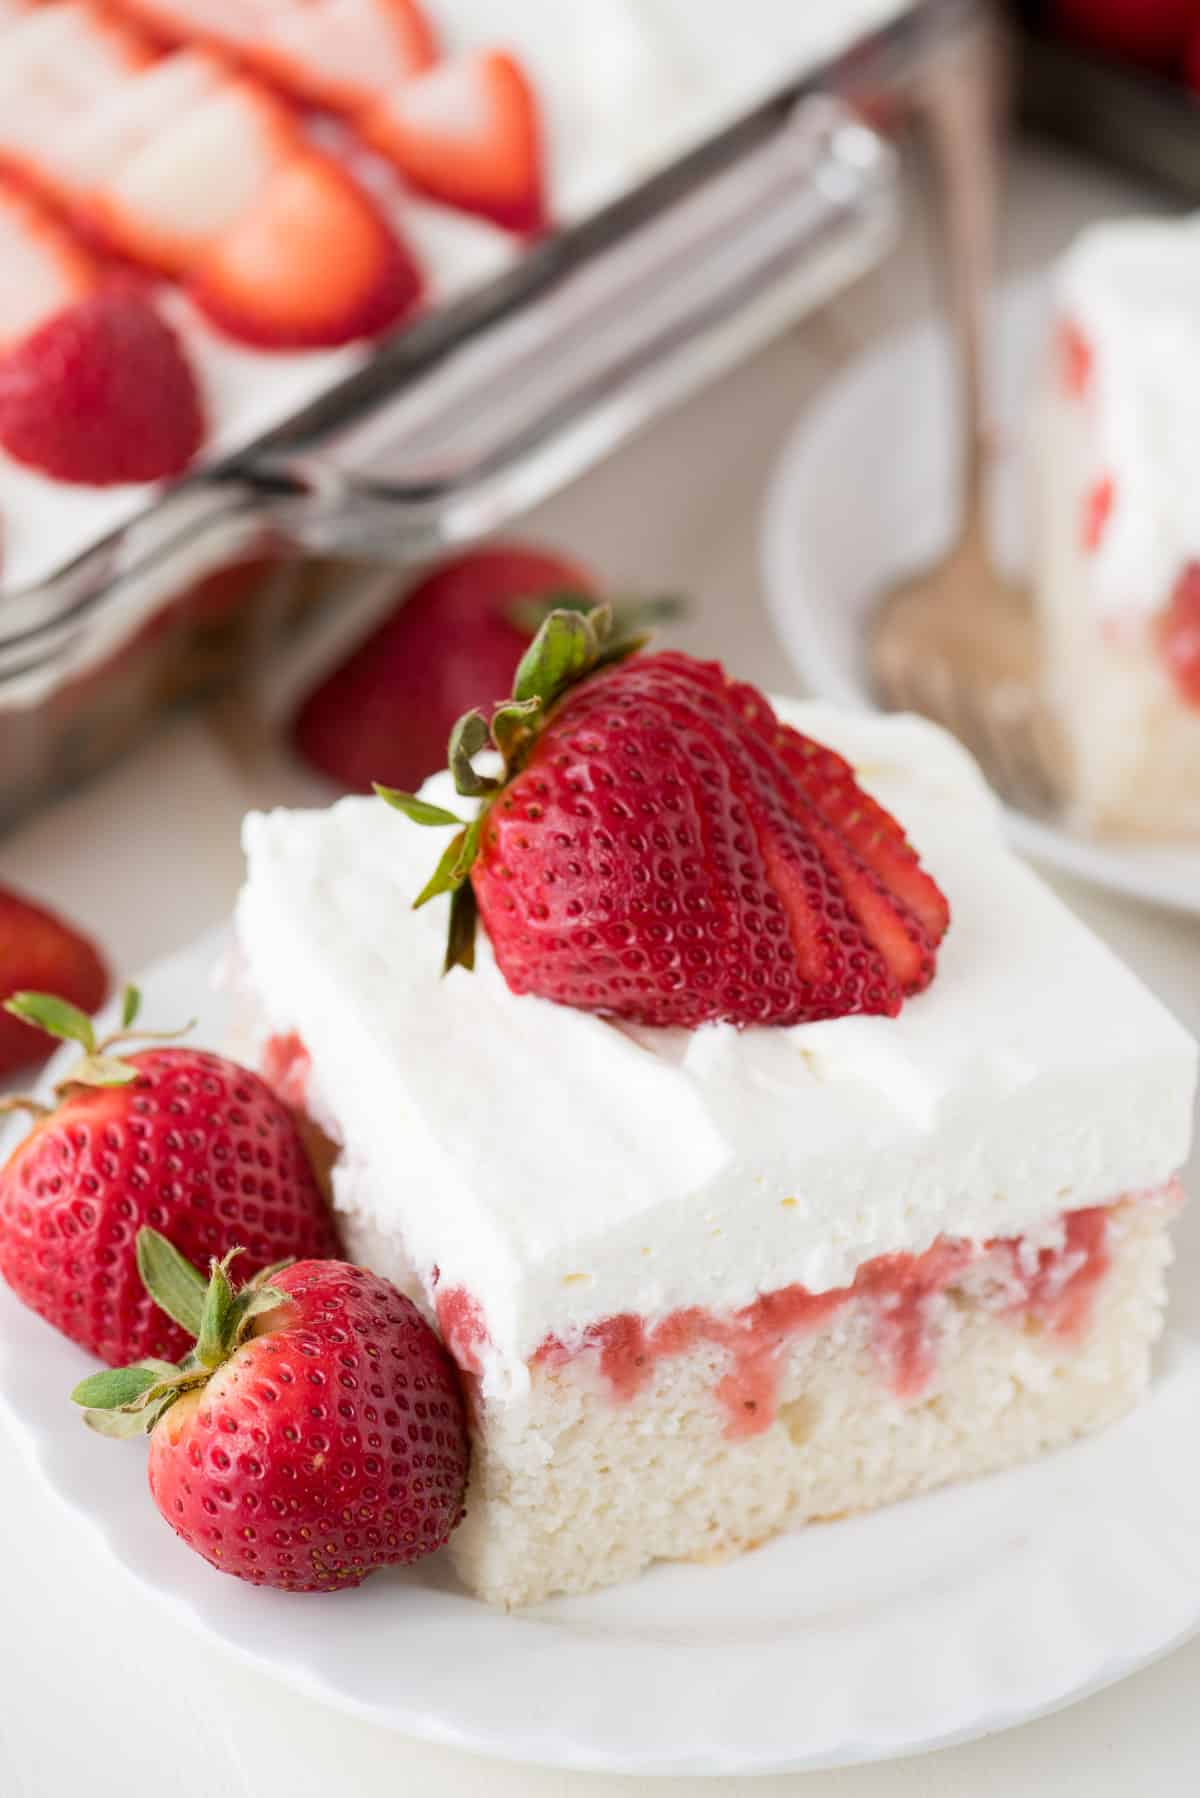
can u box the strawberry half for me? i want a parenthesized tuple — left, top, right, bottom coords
(0, 886, 109, 1077)
(0, 284, 205, 484)
(187, 149, 423, 348)
(378, 607, 950, 1029)
(363, 50, 547, 235)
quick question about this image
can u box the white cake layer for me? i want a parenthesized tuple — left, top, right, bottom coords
(234, 701, 1197, 1394)
(1049, 215, 1200, 624)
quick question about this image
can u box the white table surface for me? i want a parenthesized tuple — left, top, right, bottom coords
(3, 142, 1199, 1796)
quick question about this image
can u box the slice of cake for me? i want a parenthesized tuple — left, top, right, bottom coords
(230, 615, 1196, 1606)
(1031, 215, 1200, 838)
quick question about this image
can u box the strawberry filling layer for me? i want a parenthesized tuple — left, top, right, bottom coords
(435, 1201, 1152, 1441)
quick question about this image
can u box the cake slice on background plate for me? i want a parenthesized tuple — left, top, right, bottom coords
(230, 610, 1196, 1606)
(1032, 215, 1200, 838)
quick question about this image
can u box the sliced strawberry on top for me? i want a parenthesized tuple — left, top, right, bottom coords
(0, 884, 109, 1077)
(81, 73, 300, 275)
(187, 148, 423, 348)
(250, 0, 438, 115)
(363, 50, 547, 236)
(718, 671, 950, 953)
(378, 612, 951, 1030)
(0, 182, 98, 353)
(1159, 561, 1200, 709)
(0, 284, 205, 485)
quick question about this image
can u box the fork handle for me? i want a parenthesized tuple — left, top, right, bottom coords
(915, 16, 1007, 538)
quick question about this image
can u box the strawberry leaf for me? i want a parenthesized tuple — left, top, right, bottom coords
(448, 711, 499, 797)
(490, 696, 542, 766)
(80, 1404, 160, 1440)
(120, 984, 142, 1030)
(413, 828, 469, 910)
(71, 1364, 165, 1410)
(445, 883, 478, 974)
(374, 787, 465, 828)
(230, 1284, 289, 1345)
(513, 607, 602, 709)
(196, 1255, 238, 1369)
(64, 1054, 140, 1089)
(4, 991, 96, 1053)
(135, 1228, 207, 1337)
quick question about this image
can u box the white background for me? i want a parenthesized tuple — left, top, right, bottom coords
(2, 143, 1198, 1794)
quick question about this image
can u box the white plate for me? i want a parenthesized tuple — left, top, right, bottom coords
(1, 929, 1199, 1778)
(761, 274, 1200, 917)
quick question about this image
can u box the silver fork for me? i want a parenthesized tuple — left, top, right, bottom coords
(868, 21, 1066, 820)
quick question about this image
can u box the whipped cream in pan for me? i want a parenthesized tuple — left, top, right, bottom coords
(233, 702, 1198, 1395)
(2, 0, 912, 598)
(1049, 214, 1200, 622)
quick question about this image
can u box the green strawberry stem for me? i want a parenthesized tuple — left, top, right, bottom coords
(70, 1227, 292, 1440)
(1, 984, 196, 1104)
(376, 603, 648, 975)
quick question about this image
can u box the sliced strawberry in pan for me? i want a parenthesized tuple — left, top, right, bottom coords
(81, 75, 300, 274)
(0, 1, 154, 197)
(363, 50, 547, 236)
(187, 149, 423, 348)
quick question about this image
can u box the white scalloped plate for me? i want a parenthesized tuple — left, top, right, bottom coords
(1, 929, 1198, 1777)
(761, 274, 1200, 916)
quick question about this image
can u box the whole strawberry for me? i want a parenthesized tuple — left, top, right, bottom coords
(73, 1231, 469, 1592)
(0, 884, 109, 1077)
(0, 988, 339, 1366)
(379, 606, 950, 1028)
(0, 286, 204, 485)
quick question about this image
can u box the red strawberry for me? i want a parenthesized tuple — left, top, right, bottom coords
(0, 886, 109, 1077)
(1159, 560, 1200, 707)
(0, 286, 204, 484)
(379, 607, 950, 1029)
(72, 1236, 469, 1591)
(0, 989, 339, 1365)
(187, 150, 423, 348)
(363, 50, 547, 235)
(1049, 0, 1195, 68)
(293, 543, 599, 794)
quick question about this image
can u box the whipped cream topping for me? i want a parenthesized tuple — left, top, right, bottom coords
(1050, 215, 1200, 621)
(3, 0, 910, 598)
(233, 702, 1197, 1397)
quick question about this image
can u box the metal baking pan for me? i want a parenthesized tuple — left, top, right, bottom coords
(0, 0, 982, 833)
